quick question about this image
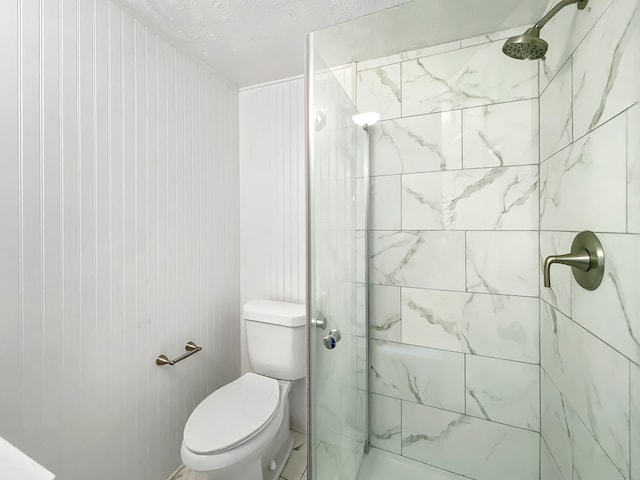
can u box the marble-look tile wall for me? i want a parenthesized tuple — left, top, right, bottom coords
(355, 25, 541, 480)
(539, 1, 640, 480)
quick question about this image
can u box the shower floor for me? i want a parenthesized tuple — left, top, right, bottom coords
(357, 448, 466, 480)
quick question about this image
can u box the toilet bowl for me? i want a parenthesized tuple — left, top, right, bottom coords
(180, 300, 306, 480)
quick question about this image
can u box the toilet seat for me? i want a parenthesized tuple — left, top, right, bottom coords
(183, 373, 280, 455)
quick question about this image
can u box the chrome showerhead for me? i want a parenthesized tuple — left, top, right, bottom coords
(502, 27, 548, 60)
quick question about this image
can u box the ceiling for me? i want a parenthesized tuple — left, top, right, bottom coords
(118, 0, 412, 87)
(118, 0, 547, 88)
(313, 0, 548, 70)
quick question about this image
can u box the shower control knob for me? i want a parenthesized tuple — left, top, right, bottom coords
(323, 329, 342, 350)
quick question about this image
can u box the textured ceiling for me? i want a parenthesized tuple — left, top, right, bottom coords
(119, 0, 412, 87)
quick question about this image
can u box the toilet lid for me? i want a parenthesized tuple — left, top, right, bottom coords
(183, 373, 280, 455)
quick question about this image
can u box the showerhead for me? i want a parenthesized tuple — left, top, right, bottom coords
(502, 0, 588, 61)
(502, 27, 548, 61)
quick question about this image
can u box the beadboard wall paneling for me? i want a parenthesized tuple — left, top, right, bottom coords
(0, 1, 240, 479)
(239, 77, 306, 310)
(239, 77, 306, 430)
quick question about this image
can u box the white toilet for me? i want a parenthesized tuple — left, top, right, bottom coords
(180, 299, 306, 480)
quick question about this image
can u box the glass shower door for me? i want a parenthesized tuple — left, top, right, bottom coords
(307, 39, 367, 480)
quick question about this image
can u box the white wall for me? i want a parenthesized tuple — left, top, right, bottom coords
(239, 77, 307, 431)
(0, 1, 240, 479)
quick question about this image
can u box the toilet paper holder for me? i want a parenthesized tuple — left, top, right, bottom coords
(156, 341, 202, 366)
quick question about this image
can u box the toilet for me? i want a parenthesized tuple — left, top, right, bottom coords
(180, 299, 306, 480)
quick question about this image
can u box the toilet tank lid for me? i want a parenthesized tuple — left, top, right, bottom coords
(243, 299, 306, 327)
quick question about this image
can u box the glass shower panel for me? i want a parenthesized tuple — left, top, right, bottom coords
(308, 44, 367, 480)
(308, 2, 557, 480)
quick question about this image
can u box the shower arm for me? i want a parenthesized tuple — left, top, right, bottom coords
(533, 0, 588, 30)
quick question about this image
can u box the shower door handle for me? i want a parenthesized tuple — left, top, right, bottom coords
(322, 329, 342, 350)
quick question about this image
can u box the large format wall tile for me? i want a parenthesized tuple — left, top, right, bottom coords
(357, 447, 469, 480)
(465, 355, 540, 431)
(539, 231, 574, 318)
(541, 302, 630, 477)
(370, 285, 401, 342)
(629, 104, 640, 234)
(370, 231, 465, 290)
(540, 60, 572, 161)
(402, 42, 538, 116)
(540, 114, 627, 232)
(357, 40, 461, 72)
(401, 402, 539, 480)
(402, 288, 539, 363)
(356, 335, 367, 390)
(356, 283, 366, 337)
(572, 234, 640, 365)
(370, 175, 401, 230)
(341, 387, 367, 442)
(462, 99, 539, 168)
(357, 64, 402, 120)
(632, 364, 640, 480)
(370, 393, 402, 454)
(573, 415, 626, 480)
(572, 0, 640, 138)
(541, 440, 565, 480)
(541, 370, 574, 480)
(402, 166, 538, 230)
(314, 428, 365, 480)
(356, 231, 365, 283)
(370, 339, 465, 412)
(466, 231, 539, 297)
(355, 178, 365, 231)
(370, 112, 462, 176)
(539, 0, 614, 91)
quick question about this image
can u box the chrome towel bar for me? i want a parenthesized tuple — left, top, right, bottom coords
(156, 341, 202, 366)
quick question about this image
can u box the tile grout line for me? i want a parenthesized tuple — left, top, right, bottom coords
(373, 387, 541, 434)
(541, 297, 640, 368)
(542, 353, 631, 479)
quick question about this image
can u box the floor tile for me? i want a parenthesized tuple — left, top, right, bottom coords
(281, 431, 307, 480)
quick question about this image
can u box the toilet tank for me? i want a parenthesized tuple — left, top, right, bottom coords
(243, 299, 306, 381)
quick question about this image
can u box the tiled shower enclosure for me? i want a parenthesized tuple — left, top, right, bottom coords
(309, 0, 640, 478)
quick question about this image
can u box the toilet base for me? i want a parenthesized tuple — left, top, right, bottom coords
(261, 427, 294, 480)
(196, 430, 294, 480)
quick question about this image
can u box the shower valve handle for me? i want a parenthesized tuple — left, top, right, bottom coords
(543, 231, 605, 291)
(544, 251, 591, 287)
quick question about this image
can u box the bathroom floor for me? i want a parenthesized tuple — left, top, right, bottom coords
(173, 431, 307, 480)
